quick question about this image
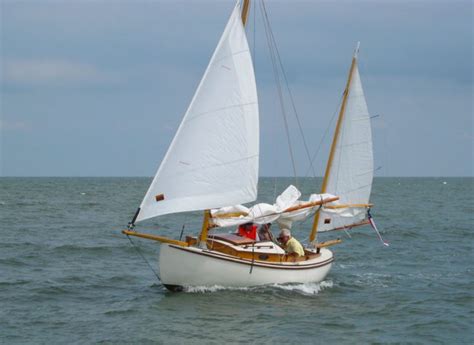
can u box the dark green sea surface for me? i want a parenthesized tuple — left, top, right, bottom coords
(1, 177, 472, 344)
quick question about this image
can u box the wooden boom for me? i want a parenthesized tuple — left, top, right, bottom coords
(282, 196, 339, 213)
(122, 230, 188, 247)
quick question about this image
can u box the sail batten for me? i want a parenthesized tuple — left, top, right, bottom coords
(136, 3, 259, 223)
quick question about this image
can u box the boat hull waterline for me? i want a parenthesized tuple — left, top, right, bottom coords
(159, 244, 334, 291)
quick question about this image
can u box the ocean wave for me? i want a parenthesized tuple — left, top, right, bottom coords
(0, 279, 31, 287)
(50, 244, 128, 253)
(104, 307, 137, 316)
(0, 257, 28, 266)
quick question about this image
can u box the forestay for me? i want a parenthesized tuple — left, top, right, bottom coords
(317, 59, 374, 232)
(136, 3, 259, 222)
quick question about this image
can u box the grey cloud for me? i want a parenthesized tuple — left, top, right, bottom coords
(3, 59, 118, 86)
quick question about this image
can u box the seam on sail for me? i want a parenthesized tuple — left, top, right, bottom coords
(160, 154, 259, 179)
(349, 117, 371, 121)
(337, 140, 371, 149)
(184, 102, 258, 125)
(348, 93, 365, 100)
(334, 182, 372, 196)
(355, 168, 374, 176)
(212, 49, 250, 65)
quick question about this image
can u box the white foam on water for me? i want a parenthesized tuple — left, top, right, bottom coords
(183, 280, 333, 295)
(271, 280, 334, 295)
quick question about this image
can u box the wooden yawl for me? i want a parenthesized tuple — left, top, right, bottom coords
(123, 0, 376, 291)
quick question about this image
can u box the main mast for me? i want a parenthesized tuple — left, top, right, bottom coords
(199, 0, 252, 245)
(309, 43, 360, 244)
(241, 0, 251, 26)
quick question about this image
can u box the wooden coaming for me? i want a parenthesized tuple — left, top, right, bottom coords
(206, 238, 320, 263)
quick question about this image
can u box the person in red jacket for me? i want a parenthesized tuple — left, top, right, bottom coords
(237, 222, 258, 240)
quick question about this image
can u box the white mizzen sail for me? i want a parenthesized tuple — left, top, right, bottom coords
(136, 3, 259, 223)
(317, 54, 374, 232)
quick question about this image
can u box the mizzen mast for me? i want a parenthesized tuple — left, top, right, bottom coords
(241, 0, 251, 26)
(309, 43, 360, 244)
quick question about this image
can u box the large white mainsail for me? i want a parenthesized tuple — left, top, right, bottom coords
(136, 3, 259, 223)
(317, 52, 374, 232)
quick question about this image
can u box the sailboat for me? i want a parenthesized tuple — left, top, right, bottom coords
(123, 0, 376, 291)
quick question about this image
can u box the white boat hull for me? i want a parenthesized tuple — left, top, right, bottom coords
(159, 244, 333, 290)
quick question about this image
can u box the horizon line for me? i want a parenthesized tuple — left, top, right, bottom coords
(0, 175, 472, 178)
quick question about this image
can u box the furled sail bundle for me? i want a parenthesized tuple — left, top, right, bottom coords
(135, 4, 259, 223)
(211, 185, 338, 229)
(315, 49, 374, 233)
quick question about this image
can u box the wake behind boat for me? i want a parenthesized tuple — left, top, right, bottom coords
(122, 0, 379, 291)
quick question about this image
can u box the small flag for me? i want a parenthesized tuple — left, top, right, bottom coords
(367, 210, 389, 247)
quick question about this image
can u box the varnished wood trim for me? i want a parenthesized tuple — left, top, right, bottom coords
(325, 203, 373, 209)
(123, 230, 188, 247)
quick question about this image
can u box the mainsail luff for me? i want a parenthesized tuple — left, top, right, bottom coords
(135, 3, 259, 223)
(310, 44, 374, 238)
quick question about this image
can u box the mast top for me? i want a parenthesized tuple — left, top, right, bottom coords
(353, 41, 361, 59)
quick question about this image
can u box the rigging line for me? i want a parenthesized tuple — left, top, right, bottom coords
(273, 176, 277, 200)
(260, 0, 298, 186)
(343, 228, 352, 238)
(260, 0, 316, 178)
(126, 234, 161, 282)
(253, 0, 256, 71)
(304, 92, 343, 178)
(260, 2, 293, 178)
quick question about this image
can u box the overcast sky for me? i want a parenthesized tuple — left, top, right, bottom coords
(1, 0, 472, 177)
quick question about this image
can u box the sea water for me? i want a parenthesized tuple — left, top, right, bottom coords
(0, 177, 472, 344)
